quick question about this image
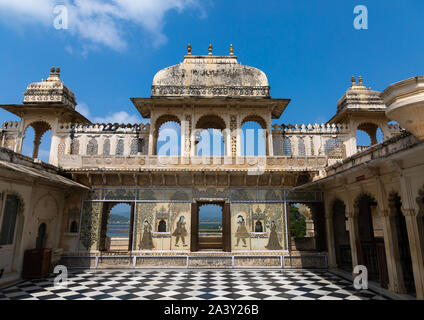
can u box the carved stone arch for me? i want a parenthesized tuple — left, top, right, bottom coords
(153, 114, 182, 156)
(330, 198, 347, 219)
(241, 114, 267, 130)
(23, 120, 52, 158)
(195, 114, 227, 130)
(356, 121, 384, 145)
(154, 114, 181, 132)
(32, 192, 59, 219)
(106, 202, 131, 216)
(354, 192, 378, 217)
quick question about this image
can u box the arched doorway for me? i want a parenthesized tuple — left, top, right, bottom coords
(195, 115, 226, 156)
(154, 115, 181, 156)
(241, 115, 267, 156)
(99, 203, 134, 251)
(0, 194, 23, 273)
(36, 223, 47, 249)
(191, 201, 231, 252)
(332, 199, 352, 271)
(355, 194, 389, 288)
(389, 193, 416, 294)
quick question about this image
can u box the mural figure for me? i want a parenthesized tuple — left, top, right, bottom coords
(173, 216, 187, 247)
(140, 220, 154, 250)
(235, 215, 249, 247)
(265, 221, 282, 250)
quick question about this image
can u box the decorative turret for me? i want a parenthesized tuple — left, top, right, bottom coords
(23, 66, 77, 108)
(335, 75, 386, 115)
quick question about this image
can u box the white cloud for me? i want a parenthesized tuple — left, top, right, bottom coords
(0, 0, 200, 50)
(94, 111, 142, 124)
(76, 102, 142, 124)
(75, 102, 91, 118)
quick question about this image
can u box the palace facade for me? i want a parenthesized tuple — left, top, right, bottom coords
(0, 45, 423, 299)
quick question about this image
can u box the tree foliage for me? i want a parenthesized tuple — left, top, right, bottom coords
(290, 206, 306, 238)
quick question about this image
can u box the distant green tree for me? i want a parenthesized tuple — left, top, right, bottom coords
(290, 206, 306, 238)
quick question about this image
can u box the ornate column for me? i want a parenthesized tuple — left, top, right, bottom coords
(403, 208, 424, 300)
(147, 126, 155, 156)
(346, 209, 359, 270)
(32, 133, 42, 159)
(49, 116, 60, 165)
(380, 208, 407, 293)
(324, 196, 337, 268)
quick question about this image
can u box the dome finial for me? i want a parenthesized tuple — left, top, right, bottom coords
(56, 67, 61, 77)
(230, 44, 234, 56)
(50, 66, 56, 75)
(187, 43, 191, 56)
(351, 75, 356, 85)
(359, 75, 363, 85)
(208, 43, 213, 56)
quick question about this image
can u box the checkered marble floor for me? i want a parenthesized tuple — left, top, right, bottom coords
(0, 269, 387, 300)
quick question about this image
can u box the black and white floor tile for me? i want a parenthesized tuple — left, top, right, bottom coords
(0, 269, 387, 300)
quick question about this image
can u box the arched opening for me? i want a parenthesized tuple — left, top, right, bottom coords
(195, 115, 226, 156)
(355, 194, 389, 288)
(86, 138, 99, 156)
(155, 115, 181, 156)
(100, 203, 134, 251)
(324, 138, 345, 158)
(289, 204, 306, 239)
(157, 219, 167, 232)
(282, 137, 292, 156)
(356, 123, 383, 152)
(255, 221, 264, 232)
(332, 199, 351, 271)
(289, 203, 321, 252)
(241, 118, 267, 156)
(389, 193, 416, 294)
(36, 223, 47, 249)
(70, 221, 78, 233)
(0, 194, 23, 273)
(22, 121, 52, 162)
(198, 203, 223, 250)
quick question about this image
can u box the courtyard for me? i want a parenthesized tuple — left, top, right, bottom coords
(0, 269, 386, 300)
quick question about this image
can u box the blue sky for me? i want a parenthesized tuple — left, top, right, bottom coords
(0, 0, 423, 160)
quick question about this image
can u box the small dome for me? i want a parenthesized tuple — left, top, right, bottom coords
(152, 55, 270, 98)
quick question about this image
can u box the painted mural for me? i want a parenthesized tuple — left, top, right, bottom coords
(231, 203, 286, 251)
(134, 202, 191, 251)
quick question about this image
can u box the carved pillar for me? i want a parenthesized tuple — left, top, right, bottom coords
(403, 208, 424, 300)
(14, 120, 25, 154)
(230, 115, 237, 157)
(267, 119, 274, 156)
(49, 117, 60, 165)
(380, 208, 407, 293)
(324, 197, 337, 268)
(32, 133, 42, 159)
(148, 127, 155, 156)
(346, 209, 359, 270)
